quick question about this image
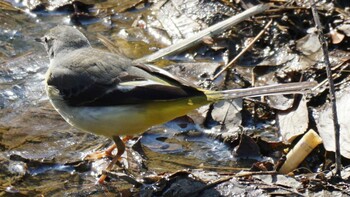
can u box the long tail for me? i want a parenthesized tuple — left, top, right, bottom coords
(205, 81, 317, 101)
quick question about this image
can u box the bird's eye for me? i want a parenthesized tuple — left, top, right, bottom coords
(44, 37, 49, 43)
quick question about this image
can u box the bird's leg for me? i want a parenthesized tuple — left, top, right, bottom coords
(104, 143, 117, 156)
(84, 143, 117, 160)
(98, 135, 132, 184)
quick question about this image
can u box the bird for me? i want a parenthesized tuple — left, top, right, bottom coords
(37, 25, 316, 183)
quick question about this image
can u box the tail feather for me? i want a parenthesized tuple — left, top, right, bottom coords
(205, 81, 317, 101)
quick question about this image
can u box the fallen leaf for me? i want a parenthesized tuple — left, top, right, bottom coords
(277, 97, 309, 142)
(316, 86, 350, 159)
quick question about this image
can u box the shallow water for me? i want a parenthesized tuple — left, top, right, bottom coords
(0, 0, 264, 195)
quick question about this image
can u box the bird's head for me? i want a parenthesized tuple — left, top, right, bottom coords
(36, 25, 91, 59)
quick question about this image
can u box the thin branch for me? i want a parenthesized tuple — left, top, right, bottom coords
(211, 19, 273, 81)
(134, 4, 270, 63)
(309, 0, 341, 177)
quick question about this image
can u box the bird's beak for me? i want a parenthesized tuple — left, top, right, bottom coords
(35, 37, 44, 43)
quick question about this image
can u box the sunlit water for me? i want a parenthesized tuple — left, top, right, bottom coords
(0, 0, 264, 195)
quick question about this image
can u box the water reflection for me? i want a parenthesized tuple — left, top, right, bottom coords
(0, 0, 250, 195)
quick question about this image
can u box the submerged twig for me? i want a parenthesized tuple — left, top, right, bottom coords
(134, 4, 269, 63)
(96, 34, 123, 55)
(103, 171, 143, 187)
(184, 175, 235, 196)
(309, 0, 341, 176)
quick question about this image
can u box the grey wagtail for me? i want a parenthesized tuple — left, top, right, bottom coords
(37, 25, 316, 183)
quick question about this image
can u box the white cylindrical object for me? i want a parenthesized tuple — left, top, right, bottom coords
(279, 129, 323, 174)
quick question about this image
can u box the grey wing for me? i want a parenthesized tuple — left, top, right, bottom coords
(47, 61, 205, 107)
(134, 63, 198, 88)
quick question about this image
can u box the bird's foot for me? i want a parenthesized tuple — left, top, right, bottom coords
(93, 135, 134, 184)
(84, 144, 117, 160)
(97, 155, 123, 184)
